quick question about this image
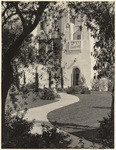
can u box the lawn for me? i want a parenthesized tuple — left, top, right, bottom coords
(47, 91, 112, 143)
(6, 91, 59, 113)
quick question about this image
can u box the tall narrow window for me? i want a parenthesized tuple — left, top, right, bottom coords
(73, 29, 81, 40)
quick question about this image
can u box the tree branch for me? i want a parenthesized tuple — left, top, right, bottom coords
(25, 2, 49, 34)
(3, 2, 49, 63)
(2, 2, 11, 17)
(2, 12, 17, 27)
(2, 5, 8, 17)
(13, 2, 26, 30)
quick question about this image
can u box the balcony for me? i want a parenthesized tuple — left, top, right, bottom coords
(66, 40, 81, 51)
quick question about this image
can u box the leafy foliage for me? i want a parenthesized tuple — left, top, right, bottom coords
(35, 31, 63, 88)
(78, 75, 86, 86)
(66, 75, 90, 94)
(2, 1, 67, 144)
(108, 80, 114, 92)
(81, 87, 91, 94)
(40, 88, 56, 100)
(98, 114, 114, 148)
(2, 1, 49, 109)
(68, 2, 114, 80)
(2, 2, 49, 60)
(41, 124, 71, 148)
(92, 78, 108, 91)
(72, 2, 114, 79)
(3, 114, 71, 148)
(2, 28, 16, 55)
(56, 88, 65, 92)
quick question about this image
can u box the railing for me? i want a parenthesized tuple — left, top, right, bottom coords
(66, 40, 81, 51)
(69, 40, 81, 50)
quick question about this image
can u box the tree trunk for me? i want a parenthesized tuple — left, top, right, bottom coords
(35, 73, 39, 92)
(61, 68, 64, 88)
(24, 72, 26, 85)
(111, 86, 114, 120)
(16, 74, 19, 90)
(2, 31, 41, 144)
(2, 57, 13, 145)
(55, 80, 58, 89)
(2, 3, 49, 145)
(49, 71, 51, 88)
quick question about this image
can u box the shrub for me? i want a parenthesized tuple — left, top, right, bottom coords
(3, 115, 71, 148)
(97, 114, 114, 148)
(22, 83, 35, 91)
(9, 85, 19, 96)
(78, 75, 86, 86)
(81, 86, 91, 94)
(66, 85, 90, 94)
(20, 85, 29, 94)
(40, 88, 56, 100)
(91, 78, 100, 91)
(3, 115, 38, 148)
(41, 124, 71, 148)
(56, 88, 65, 92)
(92, 78, 108, 91)
(66, 86, 81, 94)
(108, 80, 113, 92)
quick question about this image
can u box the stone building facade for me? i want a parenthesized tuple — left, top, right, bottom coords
(58, 15, 91, 88)
(27, 10, 92, 89)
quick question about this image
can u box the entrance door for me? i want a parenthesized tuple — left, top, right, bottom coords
(73, 68, 80, 86)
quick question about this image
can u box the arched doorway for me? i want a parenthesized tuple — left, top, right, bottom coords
(73, 68, 80, 86)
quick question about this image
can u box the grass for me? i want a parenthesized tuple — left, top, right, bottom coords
(47, 91, 112, 143)
(6, 91, 59, 113)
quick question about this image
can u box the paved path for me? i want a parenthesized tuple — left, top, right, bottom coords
(24, 93, 79, 122)
(23, 93, 100, 148)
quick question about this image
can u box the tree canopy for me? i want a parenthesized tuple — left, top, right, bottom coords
(2, 2, 50, 62)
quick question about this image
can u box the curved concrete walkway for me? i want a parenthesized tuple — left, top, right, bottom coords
(24, 93, 79, 125)
(23, 93, 100, 148)
(12, 92, 101, 148)
(22, 93, 79, 136)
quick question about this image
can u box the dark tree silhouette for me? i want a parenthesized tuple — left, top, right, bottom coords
(2, 1, 49, 142)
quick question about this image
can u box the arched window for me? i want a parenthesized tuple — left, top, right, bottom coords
(73, 68, 80, 86)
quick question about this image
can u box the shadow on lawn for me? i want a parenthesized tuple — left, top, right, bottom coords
(92, 106, 111, 109)
(71, 128, 99, 144)
(51, 121, 91, 130)
(51, 121, 100, 144)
